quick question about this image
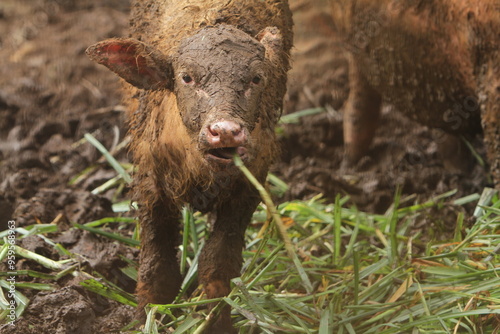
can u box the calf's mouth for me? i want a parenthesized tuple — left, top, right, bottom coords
(205, 146, 248, 164)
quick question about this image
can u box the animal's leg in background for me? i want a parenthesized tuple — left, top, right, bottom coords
(136, 198, 182, 319)
(481, 60, 500, 187)
(198, 186, 261, 334)
(342, 54, 382, 166)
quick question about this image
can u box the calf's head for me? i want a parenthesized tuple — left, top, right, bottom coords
(86, 24, 284, 166)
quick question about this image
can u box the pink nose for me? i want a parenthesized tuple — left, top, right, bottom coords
(205, 120, 246, 147)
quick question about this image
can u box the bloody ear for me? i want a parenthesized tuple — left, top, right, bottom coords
(86, 38, 174, 91)
(256, 27, 284, 67)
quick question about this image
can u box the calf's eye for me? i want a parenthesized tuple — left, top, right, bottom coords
(251, 76, 261, 85)
(182, 74, 193, 84)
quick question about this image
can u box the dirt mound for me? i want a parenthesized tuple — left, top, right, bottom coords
(1, 285, 134, 334)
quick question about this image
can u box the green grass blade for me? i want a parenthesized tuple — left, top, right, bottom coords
(73, 223, 140, 247)
(84, 133, 132, 184)
(279, 107, 326, 124)
(80, 279, 137, 307)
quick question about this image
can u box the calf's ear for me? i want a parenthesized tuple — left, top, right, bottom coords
(86, 38, 174, 91)
(256, 27, 285, 67)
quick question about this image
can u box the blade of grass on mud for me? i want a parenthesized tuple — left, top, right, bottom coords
(278, 107, 326, 124)
(93, 271, 138, 303)
(333, 194, 342, 264)
(5, 224, 58, 240)
(91, 175, 122, 195)
(143, 306, 160, 334)
(0, 269, 59, 280)
(473, 187, 499, 217)
(151, 297, 224, 312)
(394, 189, 457, 215)
(0, 283, 8, 307)
(80, 278, 137, 307)
(73, 223, 140, 247)
(13, 282, 55, 291)
(118, 255, 138, 282)
(112, 199, 138, 213)
(174, 314, 204, 333)
(0, 279, 29, 320)
(68, 165, 98, 186)
(180, 206, 193, 276)
(84, 133, 132, 184)
(11, 245, 72, 271)
(83, 216, 137, 228)
(267, 172, 289, 196)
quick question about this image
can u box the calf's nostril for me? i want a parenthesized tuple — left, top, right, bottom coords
(231, 128, 241, 136)
(209, 121, 242, 136)
(208, 125, 220, 137)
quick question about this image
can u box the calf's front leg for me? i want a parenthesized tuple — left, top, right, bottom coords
(198, 185, 261, 334)
(136, 199, 183, 319)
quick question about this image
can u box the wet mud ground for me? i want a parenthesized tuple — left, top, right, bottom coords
(0, 0, 489, 332)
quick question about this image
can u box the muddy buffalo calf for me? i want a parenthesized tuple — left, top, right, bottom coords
(86, 0, 293, 332)
(332, 0, 500, 185)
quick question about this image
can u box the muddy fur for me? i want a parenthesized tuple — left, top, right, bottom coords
(331, 0, 500, 185)
(87, 0, 293, 332)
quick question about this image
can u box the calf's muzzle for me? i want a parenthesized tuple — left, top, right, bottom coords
(203, 120, 248, 164)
